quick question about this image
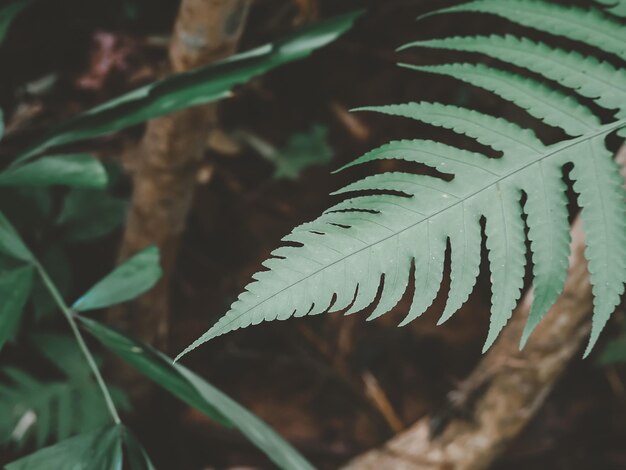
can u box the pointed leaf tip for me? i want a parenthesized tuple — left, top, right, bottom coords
(72, 245, 162, 312)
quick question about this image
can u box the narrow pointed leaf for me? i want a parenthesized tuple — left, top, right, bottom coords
(0, 212, 32, 262)
(72, 246, 162, 311)
(14, 11, 362, 163)
(403, 35, 626, 116)
(78, 317, 315, 470)
(520, 163, 571, 346)
(426, 0, 626, 60)
(123, 428, 156, 470)
(571, 137, 626, 355)
(0, 265, 34, 350)
(402, 63, 600, 137)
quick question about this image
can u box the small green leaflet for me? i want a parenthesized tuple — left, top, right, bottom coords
(6, 425, 123, 470)
(0, 211, 32, 262)
(0, 154, 107, 188)
(0, 265, 33, 350)
(78, 317, 315, 470)
(0, 0, 34, 46)
(14, 11, 362, 164)
(72, 246, 162, 311)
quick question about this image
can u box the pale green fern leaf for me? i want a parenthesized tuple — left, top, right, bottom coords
(178, 0, 626, 360)
(401, 63, 601, 137)
(401, 35, 626, 117)
(425, 0, 626, 60)
(570, 137, 626, 356)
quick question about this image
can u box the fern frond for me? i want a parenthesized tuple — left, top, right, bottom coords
(179, 0, 626, 360)
(401, 35, 626, 117)
(425, 0, 626, 60)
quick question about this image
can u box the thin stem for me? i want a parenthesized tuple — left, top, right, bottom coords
(35, 262, 121, 424)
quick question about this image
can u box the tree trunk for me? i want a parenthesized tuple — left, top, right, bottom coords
(107, 0, 251, 393)
(342, 146, 626, 470)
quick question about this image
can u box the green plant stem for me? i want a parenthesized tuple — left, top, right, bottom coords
(35, 262, 121, 424)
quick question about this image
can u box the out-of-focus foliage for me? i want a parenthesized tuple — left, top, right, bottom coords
(80, 316, 316, 470)
(246, 125, 334, 179)
(13, 11, 362, 164)
(0, 334, 129, 449)
(5, 425, 125, 470)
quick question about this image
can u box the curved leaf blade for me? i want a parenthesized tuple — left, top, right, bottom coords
(78, 317, 315, 470)
(14, 11, 362, 164)
(0, 211, 32, 262)
(72, 246, 162, 312)
(0, 265, 34, 351)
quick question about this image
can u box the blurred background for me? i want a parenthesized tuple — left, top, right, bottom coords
(0, 0, 625, 468)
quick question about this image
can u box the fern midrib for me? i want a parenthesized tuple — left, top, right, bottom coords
(534, 160, 558, 294)
(218, 120, 625, 332)
(586, 138, 611, 295)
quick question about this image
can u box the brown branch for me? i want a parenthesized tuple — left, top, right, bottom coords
(106, 0, 251, 393)
(342, 146, 626, 470)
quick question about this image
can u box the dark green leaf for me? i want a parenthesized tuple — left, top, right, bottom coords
(0, 187, 53, 232)
(0, 265, 33, 350)
(178, 366, 315, 470)
(30, 333, 93, 380)
(122, 427, 155, 470)
(0, 0, 34, 46)
(72, 246, 161, 311)
(5, 425, 123, 470)
(57, 189, 127, 242)
(0, 154, 107, 188)
(0, 211, 32, 262)
(78, 317, 315, 470)
(15, 11, 362, 163)
(77, 316, 230, 426)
